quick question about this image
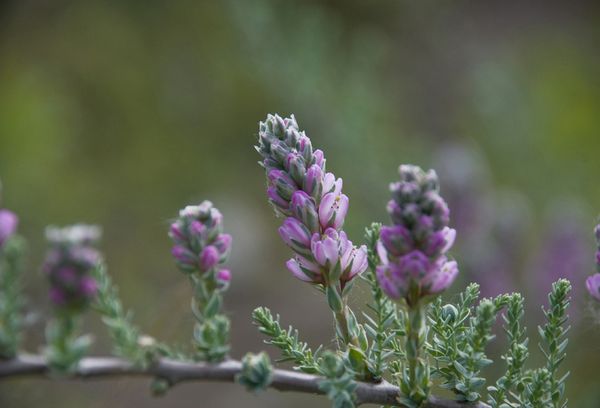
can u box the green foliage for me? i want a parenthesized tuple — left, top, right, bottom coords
(252, 306, 321, 373)
(488, 293, 529, 408)
(0, 236, 25, 359)
(538, 279, 571, 408)
(237, 351, 273, 392)
(520, 368, 552, 408)
(92, 263, 184, 365)
(428, 283, 480, 396)
(318, 352, 357, 408)
(92, 263, 153, 365)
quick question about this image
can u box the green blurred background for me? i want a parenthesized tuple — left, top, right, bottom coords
(1, 0, 600, 406)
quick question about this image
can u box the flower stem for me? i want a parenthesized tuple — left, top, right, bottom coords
(401, 302, 430, 407)
(189, 272, 229, 362)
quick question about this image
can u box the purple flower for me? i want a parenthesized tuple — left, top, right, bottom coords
(424, 260, 459, 295)
(286, 256, 323, 283)
(586, 273, 600, 301)
(199, 245, 220, 271)
(0, 209, 18, 247)
(311, 229, 341, 267)
(309, 229, 367, 284)
(318, 191, 349, 231)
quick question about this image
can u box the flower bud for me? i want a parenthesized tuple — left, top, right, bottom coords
(290, 191, 320, 233)
(199, 245, 220, 271)
(214, 233, 232, 257)
(303, 165, 324, 200)
(217, 269, 231, 283)
(172, 245, 197, 269)
(296, 134, 313, 163)
(441, 304, 458, 323)
(267, 186, 290, 213)
(169, 222, 186, 243)
(380, 225, 413, 257)
(270, 140, 289, 164)
(269, 169, 298, 201)
(279, 217, 312, 255)
(312, 149, 325, 169)
(285, 153, 306, 186)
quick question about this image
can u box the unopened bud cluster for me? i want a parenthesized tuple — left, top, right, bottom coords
(170, 201, 232, 285)
(256, 114, 367, 287)
(43, 225, 101, 309)
(377, 165, 458, 305)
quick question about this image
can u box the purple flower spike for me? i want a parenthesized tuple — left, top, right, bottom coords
(257, 114, 362, 288)
(586, 273, 600, 301)
(44, 224, 102, 310)
(380, 225, 413, 257)
(376, 164, 458, 304)
(200, 245, 220, 271)
(0, 209, 18, 247)
(170, 201, 233, 284)
(318, 191, 349, 231)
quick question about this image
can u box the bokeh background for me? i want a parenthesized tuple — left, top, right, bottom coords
(1, 0, 600, 407)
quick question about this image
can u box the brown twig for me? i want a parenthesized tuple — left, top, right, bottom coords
(0, 355, 490, 407)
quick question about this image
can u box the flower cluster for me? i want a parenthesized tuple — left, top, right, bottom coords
(585, 222, 600, 301)
(376, 165, 458, 305)
(256, 114, 367, 287)
(43, 225, 102, 309)
(169, 201, 232, 284)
